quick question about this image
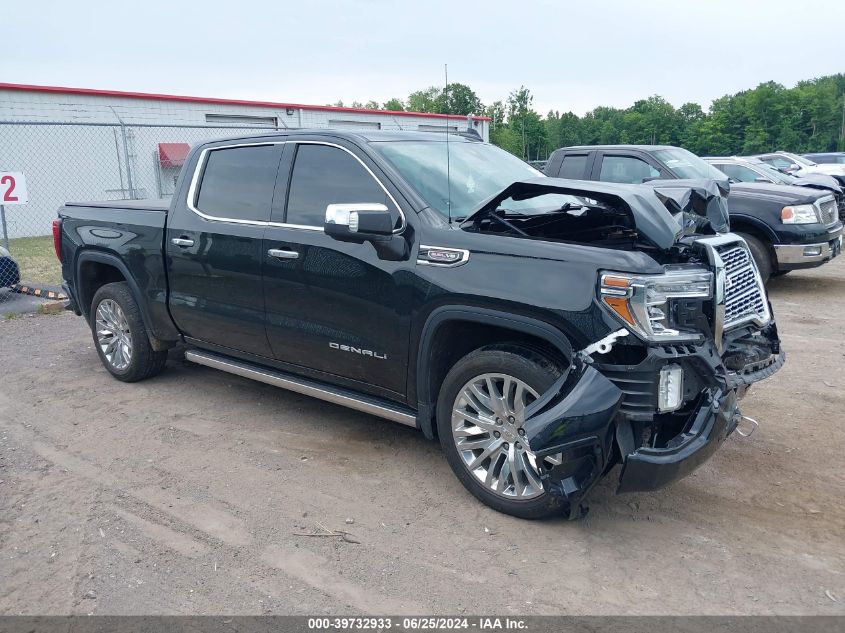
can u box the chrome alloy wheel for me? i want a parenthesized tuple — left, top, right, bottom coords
(95, 299, 132, 371)
(451, 373, 562, 500)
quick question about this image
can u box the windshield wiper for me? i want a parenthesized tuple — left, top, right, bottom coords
(464, 207, 528, 236)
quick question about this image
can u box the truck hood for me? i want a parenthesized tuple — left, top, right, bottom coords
(728, 181, 824, 206)
(791, 173, 843, 193)
(462, 177, 730, 250)
(812, 164, 845, 176)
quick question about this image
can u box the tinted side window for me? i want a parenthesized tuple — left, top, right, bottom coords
(598, 155, 661, 184)
(196, 145, 280, 221)
(558, 154, 589, 179)
(286, 144, 395, 226)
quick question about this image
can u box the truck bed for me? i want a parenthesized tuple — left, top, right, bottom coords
(64, 199, 170, 212)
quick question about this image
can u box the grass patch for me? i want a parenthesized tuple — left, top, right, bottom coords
(37, 302, 66, 316)
(6, 235, 62, 285)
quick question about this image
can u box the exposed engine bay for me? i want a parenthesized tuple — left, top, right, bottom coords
(460, 177, 732, 265)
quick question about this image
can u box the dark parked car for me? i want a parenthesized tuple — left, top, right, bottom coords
(703, 156, 845, 220)
(56, 131, 783, 519)
(545, 145, 843, 282)
(803, 152, 845, 165)
(0, 245, 21, 287)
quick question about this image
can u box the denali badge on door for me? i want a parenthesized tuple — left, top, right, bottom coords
(329, 342, 387, 360)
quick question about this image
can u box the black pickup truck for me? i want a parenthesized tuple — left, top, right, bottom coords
(56, 130, 783, 519)
(544, 145, 843, 282)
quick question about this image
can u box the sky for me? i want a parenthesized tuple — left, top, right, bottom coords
(3, 0, 844, 116)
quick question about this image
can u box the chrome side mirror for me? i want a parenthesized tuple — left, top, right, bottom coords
(325, 203, 393, 241)
(324, 203, 409, 261)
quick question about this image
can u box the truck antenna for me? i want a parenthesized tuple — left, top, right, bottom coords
(445, 63, 452, 225)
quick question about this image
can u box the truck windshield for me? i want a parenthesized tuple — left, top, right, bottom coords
(653, 147, 728, 180)
(754, 162, 795, 184)
(790, 153, 817, 166)
(373, 140, 558, 220)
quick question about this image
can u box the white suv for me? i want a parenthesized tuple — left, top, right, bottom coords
(754, 151, 845, 181)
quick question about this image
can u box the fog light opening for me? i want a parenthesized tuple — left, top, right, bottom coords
(658, 364, 684, 413)
(803, 245, 822, 257)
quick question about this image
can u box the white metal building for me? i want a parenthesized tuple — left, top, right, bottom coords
(0, 83, 490, 136)
(0, 83, 490, 238)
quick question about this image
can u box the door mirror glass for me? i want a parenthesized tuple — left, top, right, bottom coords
(324, 203, 393, 242)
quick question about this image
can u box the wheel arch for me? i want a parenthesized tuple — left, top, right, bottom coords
(414, 306, 574, 440)
(729, 214, 778, 245)
(75, 250, 162, 349)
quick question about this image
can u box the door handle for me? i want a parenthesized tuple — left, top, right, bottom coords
(268, 248, 299, 260)
(171, 237, 195, 247)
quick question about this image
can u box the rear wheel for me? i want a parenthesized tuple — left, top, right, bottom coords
(90, 282, 167, 382)
(736, 233, 773, 284)
(436, 347, 569, 519)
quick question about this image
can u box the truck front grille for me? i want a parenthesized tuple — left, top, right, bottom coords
(717, 242, 769, 330)
(817, 196, 838, 226)
(836, 192, 845, 222)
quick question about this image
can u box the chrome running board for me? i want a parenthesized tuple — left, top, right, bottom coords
(185, 350, 418, 428)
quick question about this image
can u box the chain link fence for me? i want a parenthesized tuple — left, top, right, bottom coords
(0, 121, 300, 304)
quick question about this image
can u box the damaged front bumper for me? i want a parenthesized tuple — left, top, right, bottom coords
(616, 387, 736, 493)
(522, 328, 784, 513)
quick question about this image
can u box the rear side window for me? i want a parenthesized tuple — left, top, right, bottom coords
(285, 144, 395, 227)
(195, 145, 280, 222)
(557, 154, 589, 179)
(598, 155, 661, 184)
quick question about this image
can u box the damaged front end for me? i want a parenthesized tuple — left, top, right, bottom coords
(479, 178, 784, 516)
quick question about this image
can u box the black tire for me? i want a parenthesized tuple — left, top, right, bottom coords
(436, 346, 569, 519)
(736, 233, 773, 284)
(90, 282, 167, 382)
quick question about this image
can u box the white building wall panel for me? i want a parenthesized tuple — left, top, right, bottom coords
(0, 87, 489, 238)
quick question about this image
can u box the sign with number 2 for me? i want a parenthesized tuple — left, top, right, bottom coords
(0, 172, 28, 205)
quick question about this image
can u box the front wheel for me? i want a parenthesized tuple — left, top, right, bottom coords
(436, 347, 569, 519)
(90, 282, 167, 382)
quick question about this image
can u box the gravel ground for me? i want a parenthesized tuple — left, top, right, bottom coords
(1, 260, 844, 616)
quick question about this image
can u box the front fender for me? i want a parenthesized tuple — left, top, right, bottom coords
(522, 359, 622, 506)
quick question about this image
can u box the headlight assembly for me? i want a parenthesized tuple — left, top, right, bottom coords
(599, 269, 713, 341)
(781, 204, 818, 224)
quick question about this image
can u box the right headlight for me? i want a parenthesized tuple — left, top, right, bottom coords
(781, 204, 818, 224)
(599, 269, 713, 342)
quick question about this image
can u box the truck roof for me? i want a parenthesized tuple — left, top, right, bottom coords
(551, 144, 679, 152)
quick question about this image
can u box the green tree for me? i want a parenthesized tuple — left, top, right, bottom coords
(383, 98, 405, 111)
(438, 83, 483, 115)
(407, 86, 442, 113)
(485, 101, 507, 129)
(401, 72, 845, 157)
(506, 86, 546, 159)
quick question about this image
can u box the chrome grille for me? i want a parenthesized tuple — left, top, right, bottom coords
(817, 196, 838, 226)
(718, 243, 769, 329)
(836, 193, 845, 222)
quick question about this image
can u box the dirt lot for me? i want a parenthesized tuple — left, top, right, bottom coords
(1, 261, 844, 616)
